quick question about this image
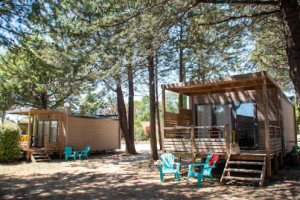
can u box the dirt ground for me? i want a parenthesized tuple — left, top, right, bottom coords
(0, 142, 300, 200)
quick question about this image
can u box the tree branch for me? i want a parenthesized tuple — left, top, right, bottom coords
(195, 9, 280, 27)
(194, 0, 278, 5)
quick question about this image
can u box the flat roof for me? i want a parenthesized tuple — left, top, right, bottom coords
(162, 71, 280, 96)
(6, 109, 62, 115)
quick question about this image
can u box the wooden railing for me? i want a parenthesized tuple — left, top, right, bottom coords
(163, 125, 230, 157)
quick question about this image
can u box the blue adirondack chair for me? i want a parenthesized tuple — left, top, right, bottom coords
(64, 146, 76, 161)
(77, 145, 91, 160)
(187, 154, 219, 187)
(157, 153, 181, 182)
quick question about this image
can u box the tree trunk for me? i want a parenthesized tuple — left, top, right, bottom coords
(148, 55, 159, 160)
(128, 65, 135, 142)
(279, 0, 300, 111)
(179, 23, 184, 108)
(155, 52, 162, 150)
(117, 84, 137, 154)
(2, 111, 5, 124)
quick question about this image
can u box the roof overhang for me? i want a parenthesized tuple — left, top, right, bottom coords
(162, 71, 281, 96)
(6, 109, 62, 116)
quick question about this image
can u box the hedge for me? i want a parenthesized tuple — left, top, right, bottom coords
(0, 125, 21, 162)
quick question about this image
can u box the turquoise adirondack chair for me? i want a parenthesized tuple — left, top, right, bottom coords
(64, 146, 76, 161)
(157, 153, 181, 182)
(77, 145, 91, 160)
(187, 154, 219, 187)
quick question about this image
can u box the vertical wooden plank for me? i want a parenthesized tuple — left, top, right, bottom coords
(191, 127, 195, 163)
(293, 100, 298, 150)
(274, 154, 278, 174)
(225, 124, 230, 158)
(277, 88, 284, 165)
(161, 85, 166, 153)
(262, 72, 271, 176)
(65, 108, 69, 147)
(191, 96, 195, 128)
(26, 110, 31, 160)
(59, 113, 63, 158)
(44, 135, 47, 150)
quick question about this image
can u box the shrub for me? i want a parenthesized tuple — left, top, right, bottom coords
(0, 125, 21, 162)
(134, 122, 147, 141)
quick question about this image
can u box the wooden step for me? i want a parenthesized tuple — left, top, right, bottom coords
(225, 168, 262, 173)
(220, 155, 266, 186)
(30, 151, 51, 162)
(222, 176, 261, 182)
(228, 161, 264, 165)
(33, 155, 49, 158)
(35, 159, 51, 162)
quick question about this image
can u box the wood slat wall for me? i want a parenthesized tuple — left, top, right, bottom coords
(45, 142, 60, 151)
(165, 112, 179, 127)
(270, 138, 281, 153)
(164, 138, 192, 152)
(164, 108, 193, 127)
(67, 117, 120, 151)
(178, 108, 193, 126)
(282, 97, 297, 153)
(194, 138, 226, 154)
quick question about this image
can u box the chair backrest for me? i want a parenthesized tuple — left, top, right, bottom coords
(161, 153, 175, 169)
(64, 146, 73, 155)
(203, 154, 219, 167)
(207, 154, 219, 166)
(83, 145, 91, 156)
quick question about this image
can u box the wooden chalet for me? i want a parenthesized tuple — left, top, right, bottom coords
(6, 108, 121, 162)
(161, 71, 297, 186)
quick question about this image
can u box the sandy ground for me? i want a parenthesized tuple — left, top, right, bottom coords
(0, 142, 299, 200)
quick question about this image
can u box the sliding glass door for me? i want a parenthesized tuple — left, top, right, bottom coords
(35, 120, 58, 147)
(195, 102, 258, 149)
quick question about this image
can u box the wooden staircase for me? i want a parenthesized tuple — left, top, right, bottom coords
(220, 154, 267, 186)
(30, 149, 51, 162)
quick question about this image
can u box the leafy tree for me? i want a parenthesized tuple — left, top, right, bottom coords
(78, 91, 105, 116)
(0, 37, 92, 109)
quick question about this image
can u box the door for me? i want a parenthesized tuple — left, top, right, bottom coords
(35, 120, 58, 147)
(235, 102, 258, 149)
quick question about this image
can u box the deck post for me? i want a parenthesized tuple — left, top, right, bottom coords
(161, 85, 166, 153)
(225, 124, 230, 159)
(44, 135, 47, 150)
(26, 111, 32, 160)
(191, 127, 195, 163)
(277, 88, 284, 166)
(59, 113, 63, 158)
(262, 72, 271, 176)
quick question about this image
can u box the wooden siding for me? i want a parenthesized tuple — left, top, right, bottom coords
(67, 117, 120, 151)
(282, 97, 296, 153)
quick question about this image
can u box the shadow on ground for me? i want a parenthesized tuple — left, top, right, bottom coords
(0, 152, 300, 200)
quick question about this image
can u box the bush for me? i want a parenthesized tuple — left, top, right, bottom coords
(134, 122, 147, 141)
(0, 125, 21, 162)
